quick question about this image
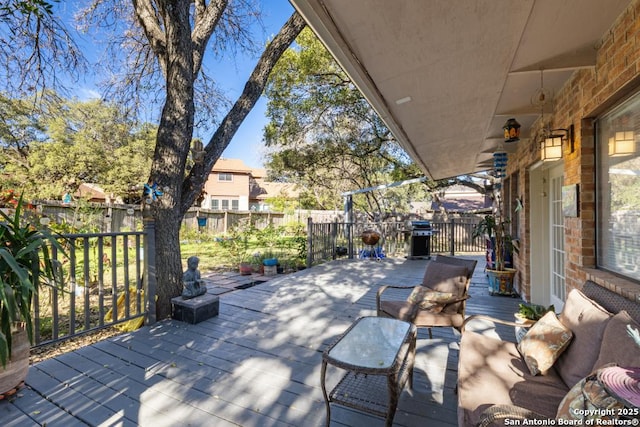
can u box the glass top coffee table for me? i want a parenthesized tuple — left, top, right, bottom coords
(320, 316, 417, 427)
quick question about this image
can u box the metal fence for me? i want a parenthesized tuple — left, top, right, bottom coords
(32, 228, 153, 348)
(306, 217, 486, 266)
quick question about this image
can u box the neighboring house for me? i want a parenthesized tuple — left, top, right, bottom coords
(429, 184, 492, 213)
(201, 158, 298, 211)
(74, 183, 108, 203)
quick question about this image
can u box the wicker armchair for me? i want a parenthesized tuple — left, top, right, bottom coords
(376, 255, 477, 338)
(478, 404, 548, 427)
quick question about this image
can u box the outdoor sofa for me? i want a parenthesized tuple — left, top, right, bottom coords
(457, 280, 640, 426)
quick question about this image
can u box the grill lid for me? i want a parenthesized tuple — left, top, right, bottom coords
(411, 220, 432, 229)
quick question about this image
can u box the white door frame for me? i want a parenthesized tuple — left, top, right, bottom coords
(548, 164, 566, 309)
(529, 164, 551, 305)
(529, 161, 565, 306)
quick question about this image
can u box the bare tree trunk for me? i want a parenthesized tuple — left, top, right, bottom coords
(146, 0, 196, 319)
(148, 10, 306, 319)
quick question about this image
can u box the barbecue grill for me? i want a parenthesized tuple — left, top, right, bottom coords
(408, 220, 432, 259)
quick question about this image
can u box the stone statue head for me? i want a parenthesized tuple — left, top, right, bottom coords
(187, 256, 199, 270)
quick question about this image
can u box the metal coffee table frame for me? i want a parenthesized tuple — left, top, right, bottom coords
(320, 316, 417, 427)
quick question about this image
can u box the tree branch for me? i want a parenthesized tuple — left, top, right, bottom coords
(180, 11, 306, 213)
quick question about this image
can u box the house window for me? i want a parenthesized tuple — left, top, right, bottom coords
(231, 200, 239, 210)
(596, 91, 640, 282)
(221, 200, 229, 210)
(218, 173, 233, 182)
(211, 199, 219, 210)
(503, 173, 519, 238)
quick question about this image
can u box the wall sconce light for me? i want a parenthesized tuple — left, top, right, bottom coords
(503, 118, 521, 143)
(608, 131, 635, 156)
(540, 125, 574, 162)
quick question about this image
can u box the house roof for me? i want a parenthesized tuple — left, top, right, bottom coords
(75, 183, 106, 201)
(252, 181, 300, 200)
(211, 158, 253, 174)
(431, 185, 492, 212)
(289, 0, 632, 179)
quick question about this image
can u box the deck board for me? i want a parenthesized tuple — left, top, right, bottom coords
(0, 255, 522, 426)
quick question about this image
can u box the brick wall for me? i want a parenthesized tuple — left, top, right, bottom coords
(507, 0, 640, 302)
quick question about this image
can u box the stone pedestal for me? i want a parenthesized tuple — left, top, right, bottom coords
(171, 293, 219, 324)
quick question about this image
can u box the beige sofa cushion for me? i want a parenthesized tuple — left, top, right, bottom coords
(592, 310, 640, 370)
(458, 331, 569, 426)
(555, 289, 612, 388)
(517, 311, 573, 376)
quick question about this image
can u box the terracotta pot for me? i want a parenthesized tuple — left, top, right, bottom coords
(239, 262, 252, 276)
(0, 324, 30, 397)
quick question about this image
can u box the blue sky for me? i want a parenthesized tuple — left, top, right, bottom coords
(211, 1, 296, 169)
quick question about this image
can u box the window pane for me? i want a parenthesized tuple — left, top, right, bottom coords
(222, 200, 229, 209)
(212, 199, 219, 210)
(232, 200, 239, 210)
(597, 93, 640, 281)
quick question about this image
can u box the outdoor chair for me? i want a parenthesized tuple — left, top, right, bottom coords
(376, 255, 477, 338)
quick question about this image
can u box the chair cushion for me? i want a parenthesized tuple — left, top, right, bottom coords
(421, 261, 468, 313)
(379, 300, 464, 328)
(592, 310, 640, 371)
(433, 255, 477, 279)
(379, 300, 417, 322)
(555, 289, 612, 388)
(413, 308, 464, 328)
(517, 311, 573, 376)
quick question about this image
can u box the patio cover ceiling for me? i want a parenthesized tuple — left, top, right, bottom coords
(288, 0, 631, 180)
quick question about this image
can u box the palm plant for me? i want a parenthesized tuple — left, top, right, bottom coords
(0, 199, 64, 367)
(473, 212, 517, 271)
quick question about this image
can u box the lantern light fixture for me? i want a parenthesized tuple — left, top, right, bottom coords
(540, 125, 573, 162)
(608, 131, 635, 157)
(503, 118, 521, 143)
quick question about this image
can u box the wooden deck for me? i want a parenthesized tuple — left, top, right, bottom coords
(0, 256, 522, 427)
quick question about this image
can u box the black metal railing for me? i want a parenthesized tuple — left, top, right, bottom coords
(32, 227, 155, 348)
(306, 218, 485, 266)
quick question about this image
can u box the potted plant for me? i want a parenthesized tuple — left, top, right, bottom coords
(514, 302, 555, 342)
(473, 211, 519, 295)
(0, 199, 64, 395)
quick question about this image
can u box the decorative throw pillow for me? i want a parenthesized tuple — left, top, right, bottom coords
(555, 289, 612, 388)
(517, 311, 573, 376)
(556, 368, 625, 421)
(592, 310, 640, 370)
(406, 287, 454, 310)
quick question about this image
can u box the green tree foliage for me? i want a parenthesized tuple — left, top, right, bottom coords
(1, 94, 155, 201)
(264, 28, 429, 217)
(610, 157, 640, 211)
(0, 93, 46, 186)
